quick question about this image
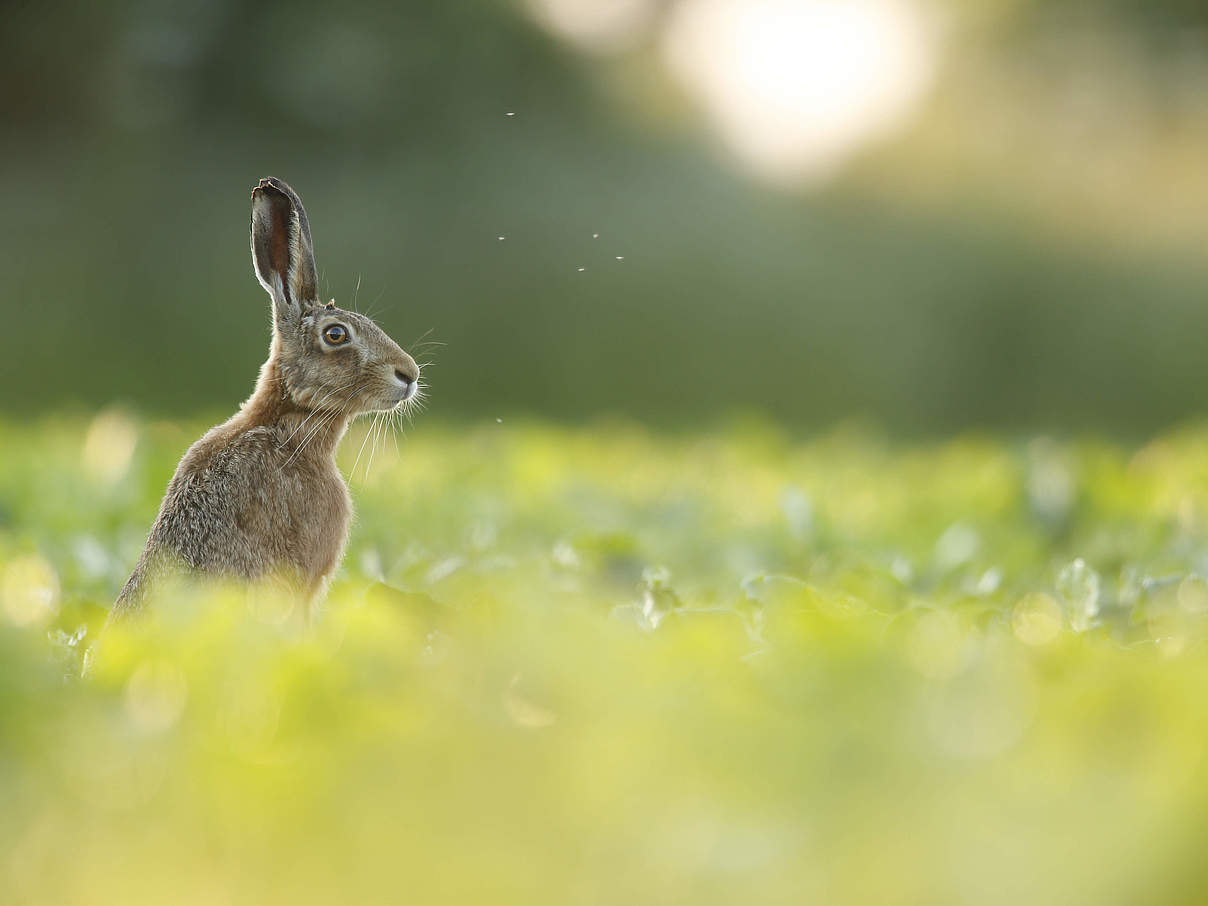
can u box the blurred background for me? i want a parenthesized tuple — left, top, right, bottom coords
(3, 0, 1208, 436)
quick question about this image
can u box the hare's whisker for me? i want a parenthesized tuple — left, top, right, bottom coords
(284, 395, 351, 469)
(367, 412, 385, 480)
(349, 414, 377, 479)
(409, 328, 442, 350)
(280, 383, 354, 456)
(359, 413, 378, 482)
(279, 379, 358, 448)
(390, 409, 402, 458)
(282, 408, 336, 470)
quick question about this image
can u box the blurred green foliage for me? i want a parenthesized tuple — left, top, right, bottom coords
(6, 414, 1208, 902)
(4, 0, 1208, 435)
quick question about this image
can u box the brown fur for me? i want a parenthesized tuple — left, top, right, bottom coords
(112, 178, 420, 619)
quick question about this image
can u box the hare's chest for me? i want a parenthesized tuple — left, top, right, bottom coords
(289, 470, 352, 588)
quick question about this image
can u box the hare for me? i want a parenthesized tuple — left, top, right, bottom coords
(112, 177, 421, 618)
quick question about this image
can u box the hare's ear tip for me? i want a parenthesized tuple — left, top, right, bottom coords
(251, 176, 285, 198)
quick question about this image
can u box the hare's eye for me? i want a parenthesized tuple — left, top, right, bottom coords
(322, 324, 349, 345)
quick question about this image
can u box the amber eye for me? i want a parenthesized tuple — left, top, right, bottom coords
(322, 324, 349, 345)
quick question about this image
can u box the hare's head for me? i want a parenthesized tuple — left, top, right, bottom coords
(250, 177, 420, 415)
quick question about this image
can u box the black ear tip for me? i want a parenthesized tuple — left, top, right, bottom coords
(252, 177, 307, 216)
(252, 177, 283, 199)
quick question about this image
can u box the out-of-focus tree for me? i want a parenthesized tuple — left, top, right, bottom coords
(4, 0, 1208, 435)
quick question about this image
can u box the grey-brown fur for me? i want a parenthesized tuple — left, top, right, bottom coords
(112, 177, 420, 619)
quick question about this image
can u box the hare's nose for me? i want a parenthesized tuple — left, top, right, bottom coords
(392, 366, 419, 400)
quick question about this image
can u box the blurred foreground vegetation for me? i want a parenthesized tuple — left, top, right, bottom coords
(5, 413, 1208, 902)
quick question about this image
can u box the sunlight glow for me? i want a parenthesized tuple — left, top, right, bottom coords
(82, 408, 139, 484)
(526, 0, 655, 53)
(2, 555, 60, 627)
(663, 0, 936, 184)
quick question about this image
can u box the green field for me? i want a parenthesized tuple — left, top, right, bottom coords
(4, 413, 1208, 904)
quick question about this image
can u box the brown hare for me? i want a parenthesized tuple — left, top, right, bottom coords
(112, 177, 421, 618)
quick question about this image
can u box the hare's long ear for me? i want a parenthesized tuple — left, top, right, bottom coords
(250, 177, 318, 322)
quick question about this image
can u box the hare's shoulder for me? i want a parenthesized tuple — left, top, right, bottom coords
(178, 421, 348, 518)
(168, 425, 278, 485)
(153, 426, 283, 540)
(150, 424, 346, 582)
